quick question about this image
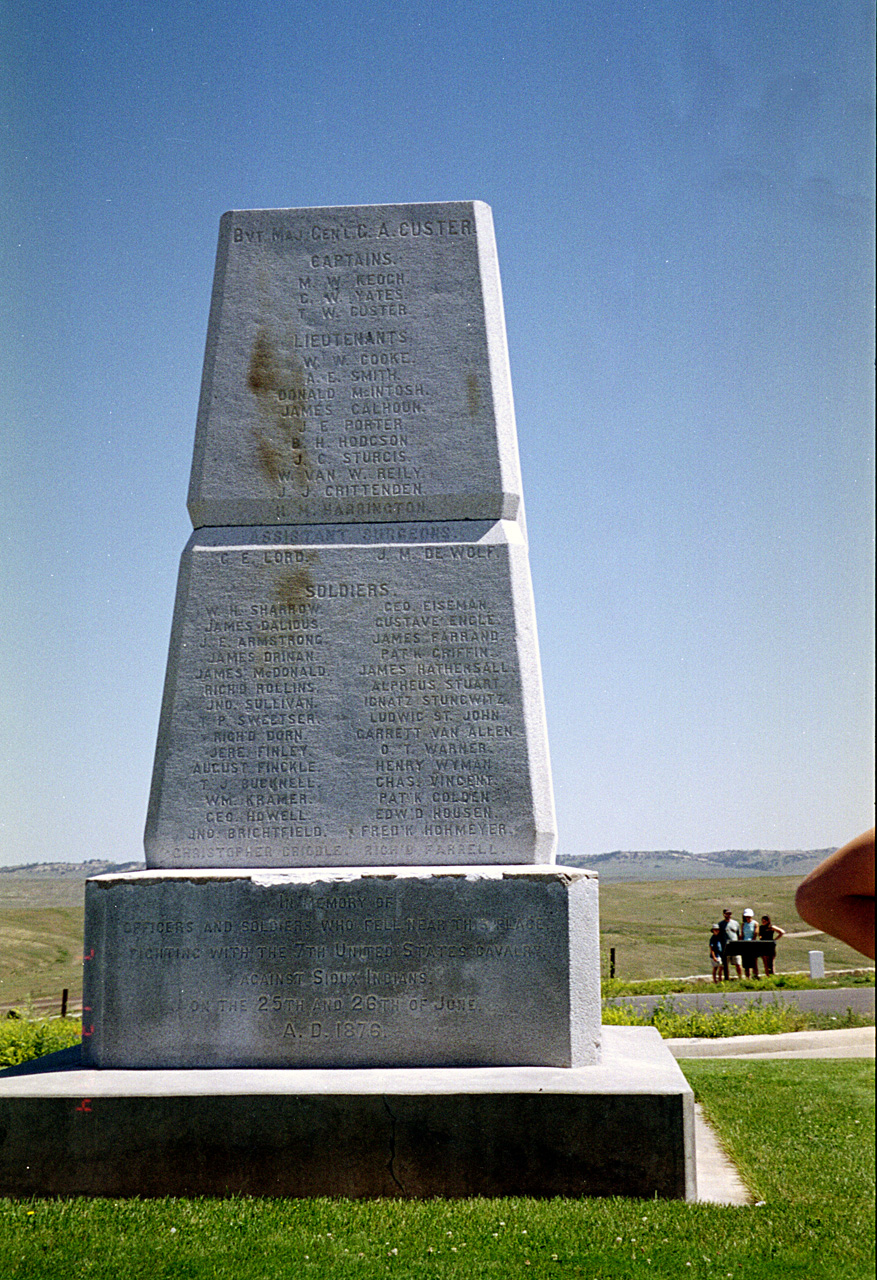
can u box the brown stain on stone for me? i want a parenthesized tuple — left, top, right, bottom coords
(248, 328, 277, 395)
(275, 568, 314, 610)
(255, 432, 283, 485)
(466, 371, 480, 418)
(251, 560, 318, 659)
(247, 325, 311, 494)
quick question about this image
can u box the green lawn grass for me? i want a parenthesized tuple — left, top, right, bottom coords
(0, 1060, 872, 1279)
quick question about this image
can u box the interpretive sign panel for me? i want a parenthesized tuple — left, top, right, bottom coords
(188, 202, 522, 527)
(145, 523, 555, 868)
(82, 867, 601, 1069)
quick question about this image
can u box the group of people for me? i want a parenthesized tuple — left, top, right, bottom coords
(709, 908, 785, 983)
(704, 828, 877, 984)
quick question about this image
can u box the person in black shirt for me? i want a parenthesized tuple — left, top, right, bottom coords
(758, 915, 785, 977)
(709, 925, 723, 983)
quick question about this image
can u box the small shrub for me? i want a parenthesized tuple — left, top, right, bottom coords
(603, 997, 873, 1038)
(0, 1017, 81, 1067)
(652, 998, 800, 1038)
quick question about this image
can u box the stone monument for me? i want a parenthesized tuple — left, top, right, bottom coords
(0, 204, 694, 1199)
(83, 202, 601, 1072)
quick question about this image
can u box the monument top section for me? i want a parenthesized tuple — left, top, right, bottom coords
(188, 201, 524, 528)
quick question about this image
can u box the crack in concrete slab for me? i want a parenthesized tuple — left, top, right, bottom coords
(382, 1096, 405, 1193)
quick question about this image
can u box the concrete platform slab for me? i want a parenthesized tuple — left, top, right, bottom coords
(0, 1026, 694, 1199)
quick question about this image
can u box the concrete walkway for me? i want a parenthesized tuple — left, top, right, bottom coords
(671, 1025, 875, 1059)
(693, 1105, 752, 1205)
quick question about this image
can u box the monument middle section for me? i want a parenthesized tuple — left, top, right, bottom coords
(145, 521, 555, 869)
(83, 866, 601, 1069)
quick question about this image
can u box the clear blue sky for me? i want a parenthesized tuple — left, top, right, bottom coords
(1, 1, 873, 866)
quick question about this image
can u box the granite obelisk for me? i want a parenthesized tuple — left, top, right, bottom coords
(84, 202, 602, 1070)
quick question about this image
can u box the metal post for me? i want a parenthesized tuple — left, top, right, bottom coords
(61, 989, 68, 1018)
(609, 947, 616, 979)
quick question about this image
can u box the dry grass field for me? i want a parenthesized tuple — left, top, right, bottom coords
(598, 873, 870, 980)
(0, 871, 869, 1013)
(0, 877, 85, 1015)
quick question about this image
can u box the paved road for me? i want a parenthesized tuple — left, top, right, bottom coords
(605, 985, 874, 1016)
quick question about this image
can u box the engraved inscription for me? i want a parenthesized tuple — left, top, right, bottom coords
(148, 535, 537, 866)
(95, 875, 568, 1066)
(192, 203, 509, 525)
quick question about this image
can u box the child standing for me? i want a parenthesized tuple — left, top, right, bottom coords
(709, 925, 723, 983)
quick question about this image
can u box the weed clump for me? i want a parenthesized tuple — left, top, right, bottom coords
(0, 1016, 80, 1067)
(602, 997, 873, 1038)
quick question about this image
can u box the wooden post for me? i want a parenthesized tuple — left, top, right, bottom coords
(609, 947, 616, 979)
(61, 989, 68, 1018)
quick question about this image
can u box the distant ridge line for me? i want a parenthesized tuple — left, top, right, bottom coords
(586, 848, 836, 862)
(561, 848, 836, 882)
(0, 851, 836, 882)
(0, 859, 146, 878)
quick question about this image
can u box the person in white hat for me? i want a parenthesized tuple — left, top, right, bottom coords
(741, 907, 760, 979)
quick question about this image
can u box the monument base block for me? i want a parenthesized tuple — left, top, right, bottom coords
(0, 1027, 695, 1199)
(84, 866, 601, 1069)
